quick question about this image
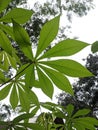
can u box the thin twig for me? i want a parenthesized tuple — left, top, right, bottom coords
(0, 62, 33, 88)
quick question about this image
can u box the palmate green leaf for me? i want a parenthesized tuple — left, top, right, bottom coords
(3, 52, 9, 70)
(40, 59, 93, 77)
(0, 121, 8, 130)
(0, 51, 17, 70)
(37, 67, 54, 98)
(39, 65, 73, 95)
(0, 51, 9, 71)
(0, 70, 5, 83)
(36, 15, 60, 57)
(73, 123, 85, 130)
(0, 29, 13, 55)
(0, 0, 11, 13)
(0, 24, 15, 40)
(25, 64, 35, 90)
(91, 41, 98, 53)
(10, 84, 18, 109)
(74, 118, 96, 130)
(18, 123, 45, 130)
(66, 104, 74, 117)
(8, 53, 18, 68)
(13, 107, 38, 123)
(72, 109, 91, 118)
(14, 126, 25, 130)
(53, 109, 65, 119)
(28, 90, 40, 106)
(0, 8, 33, 24)
(0, 83, 12, 100)
(39, 39, 89, 59)
(75, 117, 98, 126)
(40, 102, 58, 111)
(18, 86, 30, 112)
(13, 20, 33, 60)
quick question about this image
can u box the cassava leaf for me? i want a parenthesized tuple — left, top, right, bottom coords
(19, 123, 45, 130)
(0, 0, 11, 13)
(0, 8, 33, 24)
(0, 24, 14, 40)
(3, 52, 9, 70)
(0, 70, 5, 82)
(28, 90, 40, 106)
(13, 20, 33, 60)
(18, 86, 30, 112)
(40, 102, 57, 111)
(91, 41, 98, 53)
(75, 117, 98, 126)
(73, 123, 85, 130)
(36, 15, 60, 57)
(72, 109, 91, 118)
(40, 59, 93, 77)
(13, 107, 38, 123)
(8, 53, 17, 68)
(25, 65, 35, 90)
(0, 29, 13, 55)
(74, 118, 96, 130)
(39, 39, 89, 59)
(39, 65, 73, 95)
(14, 126, 25, 130)
(10, 84, 18, 109)
(0, 83, 12, 100)
(1, 51, 17, 70)
(37, 67, 54, 98)
(66, 104, 74, 117)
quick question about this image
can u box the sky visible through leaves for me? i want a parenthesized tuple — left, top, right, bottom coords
(26, 0, 98, 103)
(25, 0, 98, 103)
